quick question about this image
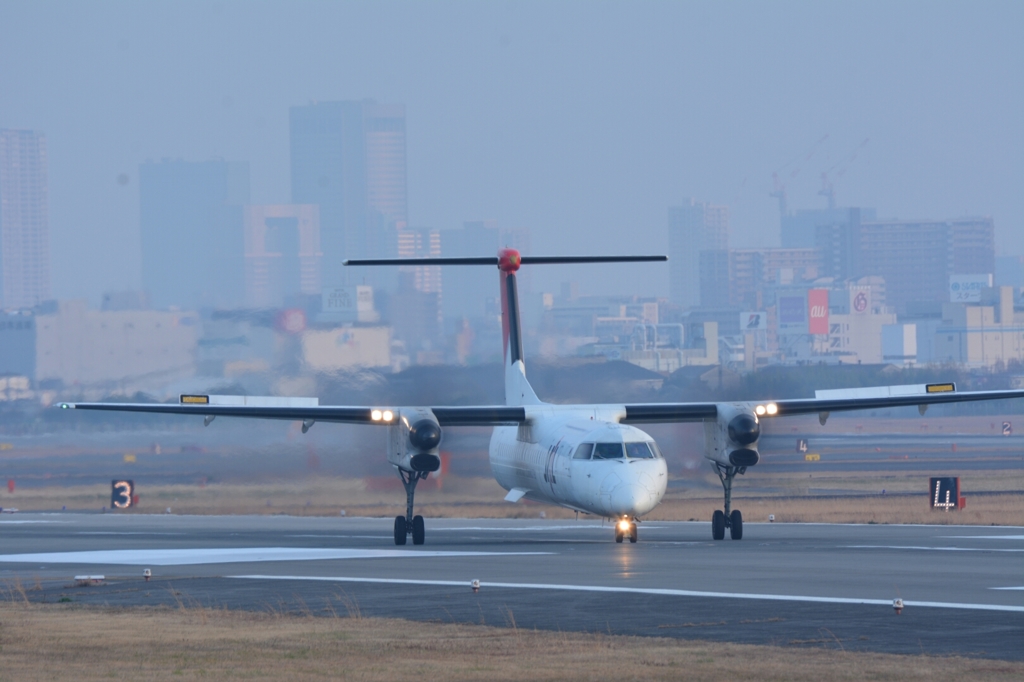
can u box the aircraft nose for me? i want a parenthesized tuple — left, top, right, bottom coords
(610, 481, 654, 516)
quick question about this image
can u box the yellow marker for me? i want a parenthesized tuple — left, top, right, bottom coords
(0, 443, 12, 451)
(123, 453, 136, 463)
(804, 453, 821, 462)
(925, 383, 955, 393)
(180, 394, 210, 404)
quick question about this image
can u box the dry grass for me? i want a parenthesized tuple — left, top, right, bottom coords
(0, 602, 1020, 681)
(4, 471, 1023, 526)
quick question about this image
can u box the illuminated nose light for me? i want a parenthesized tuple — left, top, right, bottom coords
(754, 405, 766, 416)
(766, 403, 778, 416)
(617, 519, 631, 532)
(371, 410, 383, 421)
(382, 410, 394, 422)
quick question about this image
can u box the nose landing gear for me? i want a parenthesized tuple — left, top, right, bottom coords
(614, 518, 638, 543)
(394, 469, 428, 546)
(712, 464, 744, 541)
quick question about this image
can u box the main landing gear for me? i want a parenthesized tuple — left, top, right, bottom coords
(394, 469, 427, 546)
(614, 517, 638, 543)
(712, 464, 744, 541)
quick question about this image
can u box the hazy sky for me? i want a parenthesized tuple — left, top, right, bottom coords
(2, 1, 1021, 303)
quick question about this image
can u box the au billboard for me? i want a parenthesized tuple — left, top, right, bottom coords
(808, 289, 829, 335)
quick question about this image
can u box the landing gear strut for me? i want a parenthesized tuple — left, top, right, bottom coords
(712, 464, 744, 541)
(394, 469, 427, 546)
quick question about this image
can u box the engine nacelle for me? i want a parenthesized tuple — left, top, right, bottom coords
(387, 408, 443, 473)
(704, 403, 761, 468)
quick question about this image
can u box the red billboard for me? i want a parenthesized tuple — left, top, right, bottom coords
(808, 289, 829, 335)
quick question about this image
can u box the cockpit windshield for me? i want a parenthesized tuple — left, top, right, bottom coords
(576, 442, 663, 460)
(592, 443, 625, 459)
(625, 442, 656, 459)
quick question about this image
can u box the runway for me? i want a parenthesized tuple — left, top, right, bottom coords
(1, 514, 1021, 659)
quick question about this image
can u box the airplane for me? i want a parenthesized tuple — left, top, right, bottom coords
(60, 249, 1024, 546)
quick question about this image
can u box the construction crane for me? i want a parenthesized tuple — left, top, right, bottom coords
(818, 138, 869, 209)
(770, 134, 829, 219)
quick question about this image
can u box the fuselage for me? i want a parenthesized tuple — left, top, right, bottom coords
(488, 407, 668, 519)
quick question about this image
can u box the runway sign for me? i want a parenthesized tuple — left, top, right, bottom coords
(796, 439, 808, 452)
(1003, 421, 1012, 436)
(804, 453, 820, 462)
(930, 477, 964, 511)
(111, 480, 135, 509)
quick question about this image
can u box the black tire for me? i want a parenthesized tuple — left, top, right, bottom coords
(394, 515, 407, 546)
(412, 515, 425, 545)
(712, 510, 726, 540)
(729, 510, 743, 540)
(615, 531, 624, 543)
(629, 523, 638, 543)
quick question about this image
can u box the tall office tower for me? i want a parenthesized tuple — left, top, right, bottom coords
(441, 221, 532, 320)
(668, 199, 729, 309)
(139, 159, 249, 309)
(0, 129, 50, 309)
(781, 206, 875, 249)
(289, 100, 407, 288)
(699, 247, 822, 310)
(243, 205, 321, 308)
(817, 216, 996, 313)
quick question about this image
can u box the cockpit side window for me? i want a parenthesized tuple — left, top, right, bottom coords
(625, 442, 655, 459)
(573, 443, 594, 460)
(592, 443, 625, 459)
(648, 441, 664, 459)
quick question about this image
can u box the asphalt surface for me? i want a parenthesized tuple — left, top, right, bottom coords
(1, 514, 1021, 660)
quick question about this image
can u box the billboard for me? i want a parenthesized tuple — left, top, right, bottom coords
(808, 289, 829, 335)
(949, 274, 992, 303)
(850, 286, 871, 314)
(778, 296, 806, 324)
(740, 311, 768, 331)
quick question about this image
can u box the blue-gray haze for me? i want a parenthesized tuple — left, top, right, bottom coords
(1, 0, 1021, 303)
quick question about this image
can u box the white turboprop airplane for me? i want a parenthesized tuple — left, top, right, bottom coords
(61, 250, 1024, 545)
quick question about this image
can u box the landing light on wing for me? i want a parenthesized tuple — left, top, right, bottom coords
(754, 403, 778, 417)
(371, 409, 395, 422)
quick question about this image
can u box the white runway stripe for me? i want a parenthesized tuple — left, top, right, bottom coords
(0, 548, 552, 566)
(228, 575, 1024, 613)
(845, 545, 1024, 552)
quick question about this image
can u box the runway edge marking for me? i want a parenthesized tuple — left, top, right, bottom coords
(227, 575, 1024, 613)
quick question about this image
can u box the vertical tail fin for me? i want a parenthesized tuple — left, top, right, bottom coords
(343, 251, 665, 408)
(498, 249, 542, 406)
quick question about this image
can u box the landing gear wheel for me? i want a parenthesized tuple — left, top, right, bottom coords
(615, 530, 624, 543)
(729, 510, 743, 540)
(629, 522, 638, 543)
(712, 510, 726, 540)
(412, 515, 425, 545)
(394, 515, 407, 546)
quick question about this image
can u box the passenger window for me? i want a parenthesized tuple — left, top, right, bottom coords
(592, 443, 625, 459)
(572, 443, 594, 460)
(625, 442, 655, 459)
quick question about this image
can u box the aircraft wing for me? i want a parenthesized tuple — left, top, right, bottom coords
(59, 401, 527, 426)
(621, 385, 1024, 423)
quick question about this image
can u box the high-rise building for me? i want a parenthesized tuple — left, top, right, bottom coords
(0, 129, 50, 309)
(668, 199, 728, 309)
(139, 159, 249, 309)
(700, 247, 822, 310)
(816, 216, 996, 313)
(243, 205, 321, 308)
(289, 100, 407, 288)
(781, 206, 876, 249)
(441, 220, 531, 320)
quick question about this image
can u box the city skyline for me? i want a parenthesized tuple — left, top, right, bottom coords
(1, 2, 1020, 306)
